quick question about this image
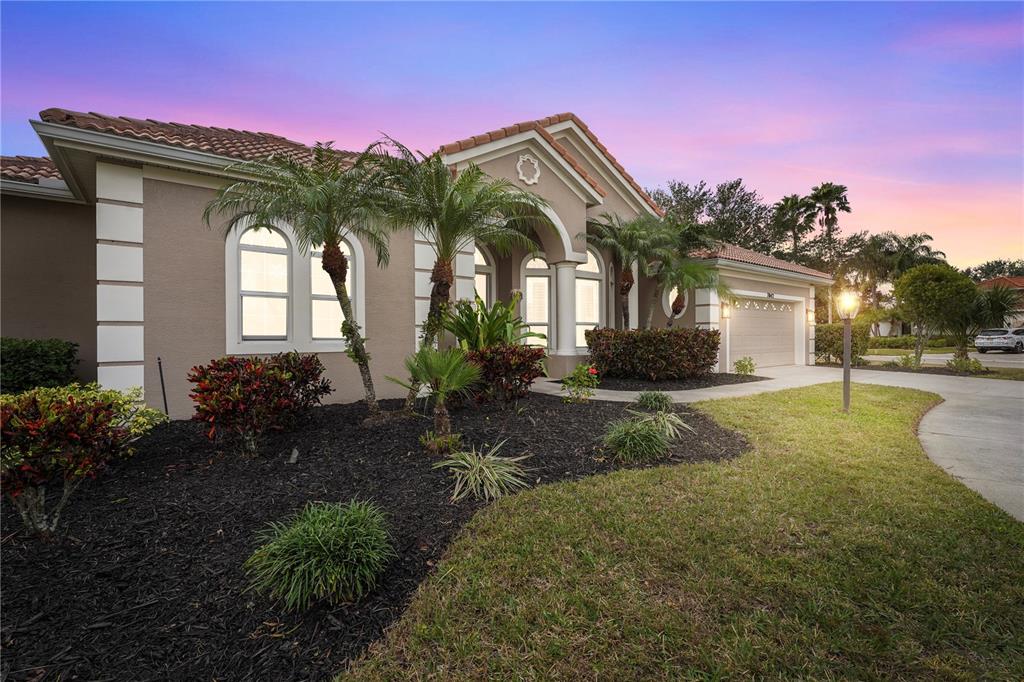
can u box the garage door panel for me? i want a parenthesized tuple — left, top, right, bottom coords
(729, 299, 795, 368)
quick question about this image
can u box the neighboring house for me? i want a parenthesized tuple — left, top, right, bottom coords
(1, 109, 831, 418)
(978, 276, 1024, 327)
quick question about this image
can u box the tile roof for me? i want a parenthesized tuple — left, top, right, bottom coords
(440, 112, 664, 215)
(696, 242, 831, 279)
(979, 275, 1024, 289)
(1, 155, 62, 184)
(38, 108, 344, 164)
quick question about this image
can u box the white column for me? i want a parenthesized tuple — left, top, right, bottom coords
(553, 261, 577, 356)
(628, 262, 639, 329)
(694, 288, 721, 372)
(95, 162, 145, 392)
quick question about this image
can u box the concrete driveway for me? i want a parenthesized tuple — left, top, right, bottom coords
(535, 365, 1024, 520)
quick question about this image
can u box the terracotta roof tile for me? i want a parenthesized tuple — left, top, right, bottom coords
(695, 242, 831, 279)
(38, 108, 356, 164)
(1, 155, 62, 184)
(979, 275, 1024, 289)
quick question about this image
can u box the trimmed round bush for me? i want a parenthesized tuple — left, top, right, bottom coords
(635, 391, 672, 411)
(244, 500, 395, 611)
(603, 418, 669, 463)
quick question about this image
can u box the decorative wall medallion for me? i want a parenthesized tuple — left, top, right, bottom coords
(516, 154, 541, 185)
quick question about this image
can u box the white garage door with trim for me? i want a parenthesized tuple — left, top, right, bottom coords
(729, 298, 796, 368)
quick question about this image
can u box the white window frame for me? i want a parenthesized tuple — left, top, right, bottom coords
(575, 247, 605, 348)
(225, 221, 366, 354)
(521, 252, 555, 349)
(474, 243, 496, 306)
(238, 227, 291, 341)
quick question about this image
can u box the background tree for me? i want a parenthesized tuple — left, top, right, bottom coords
(893, 264, 976, 365)
(584, 213, 674, 329)
(771, 194, 816, 262)
(963, 259, 1024, 282)
(204, 143, 392, 419)
(806, 182, 852, 322)
(888, 232, 945, 279)
(941, 284, 1020, 361)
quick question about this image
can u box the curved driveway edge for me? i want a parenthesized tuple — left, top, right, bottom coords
(534, 366, 1024, 521)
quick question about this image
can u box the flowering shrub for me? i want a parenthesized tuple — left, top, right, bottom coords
(562, 363, 599, 403)
(188, 352, 332, 454)
(1, 337, 79, 394)
(466, 343, 546, 403)
(1, 384, 166, 536)
(814, 323, 869, 364)
(585, 328, 720, 381)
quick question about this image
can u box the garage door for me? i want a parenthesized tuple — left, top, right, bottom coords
(729, 298, 796, 368)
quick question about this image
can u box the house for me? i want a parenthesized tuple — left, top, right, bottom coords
(978, 275, 1024, 327)
(1, 109, 831, 418)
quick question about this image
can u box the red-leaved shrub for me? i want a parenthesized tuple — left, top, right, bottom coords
(188, 352, 332, 453)
(585, 328, 720, 381)
(467, 343, 546, 403)
(1, 384, 165, 536)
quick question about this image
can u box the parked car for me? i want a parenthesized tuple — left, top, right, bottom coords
(974, 328, 1024, 353)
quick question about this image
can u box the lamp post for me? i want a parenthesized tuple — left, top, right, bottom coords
(836, 290, 861, 413)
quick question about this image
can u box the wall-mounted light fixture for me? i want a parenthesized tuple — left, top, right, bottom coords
(807, 309, 816, 324)
(720, 301, 731, 319)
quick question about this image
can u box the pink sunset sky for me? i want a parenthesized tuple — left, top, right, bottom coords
(2, 2, 1021, 267)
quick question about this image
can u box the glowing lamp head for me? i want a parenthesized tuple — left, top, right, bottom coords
(837, 290, 861, 321)
(720, 301, 731, 319)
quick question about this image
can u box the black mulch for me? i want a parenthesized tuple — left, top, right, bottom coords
(819, 362, 1006, 378)
(1, 394, 747, 681)
(592, 372, 767, 392)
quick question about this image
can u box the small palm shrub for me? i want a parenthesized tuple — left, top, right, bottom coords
(389, 347, 481, 441)
(603, 418, 669, 463)
(1, 337, 79, 394)
(188, 352, 332, 454)
(1, 384, 166, 536)
(434, 440, 530, 502)
(466, 343, 547, 403)
(946, 357, 985, 374)
(562, 363, 599, 403)
(626, 408, 694, 439)
(443, 293, 545, 350)
(635, 391, 672, 411)
(733, 356, 756, 376)
(244, 500, 395, 611)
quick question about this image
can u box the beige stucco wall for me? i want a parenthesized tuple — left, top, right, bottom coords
(142, 177, 415, 419)
(552, 134, 645, 222)
(1, 194, 97, 383)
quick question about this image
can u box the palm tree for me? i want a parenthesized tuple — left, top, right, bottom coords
(943, 285, 1020, 361)
(203, 143, 393, 419)
(807, 182, 851, 322)
(376, 141, 549, 407)
(642, 218, 720, 328)
(388, 347, 481, 439)
(771, 194, 816, 261)
(584, 213, 674, 329)
(889, 232, 945, 279)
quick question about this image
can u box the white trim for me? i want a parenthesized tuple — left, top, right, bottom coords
(96, 203, 143, 243)
(97, 325, 145, 363)
(545, 120, 660, 217)
(224, 221, 365, 354)
(97, 284, 144, 322)
(574, 246, 606, 348)
(441, 130, 605, 207)
(474, 243, 497, 305)
(0, 179, 81, 202)
(728, 288, 804, 303)
(553, 261, 577, 357)
(707, 259, 832, 286)
(96, 161, 144, 203)
(97, 364, 145, 392)
(142, 165, 227, 190)
(540, 204, 586, 263)
(628, 262, 639, 329)
(97, 243, 144, 282)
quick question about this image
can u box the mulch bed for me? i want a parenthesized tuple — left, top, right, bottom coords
(1, 394, 747, 681)
(819, 362, 998, 378)
(592, 373, 767, 392)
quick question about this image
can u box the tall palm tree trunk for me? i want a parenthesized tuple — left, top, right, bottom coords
(404, 258, 454, 409)
(645, 288, 660, 329)
(322, 240, 379, 418)
(618, 266, 634, 329)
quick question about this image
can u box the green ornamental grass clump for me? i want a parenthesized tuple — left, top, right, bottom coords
(603, 417, 669, 463)
(244, 500, 395, 611)
(635, 391, 672, 411)
(435, 440, 530, 502)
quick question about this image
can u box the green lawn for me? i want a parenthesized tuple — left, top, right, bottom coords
(348, 385, 1024, 680)
(868, 347, 956, 355)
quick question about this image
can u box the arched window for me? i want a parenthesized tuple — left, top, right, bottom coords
(662, 286, 689, 321)
(522, 255, 552, 347)
(310, 241, 352, 340)
(226, 224, 364, 353)
(474, 244, 495, 306)
(575, 248, 605, 346)
(239, 228, 290, 339)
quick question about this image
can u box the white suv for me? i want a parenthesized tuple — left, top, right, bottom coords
(974, 328, 1024, 353)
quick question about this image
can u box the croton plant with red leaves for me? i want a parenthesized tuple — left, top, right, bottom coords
(1, 384, 165, 537)
(188, 352, 332, 454)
